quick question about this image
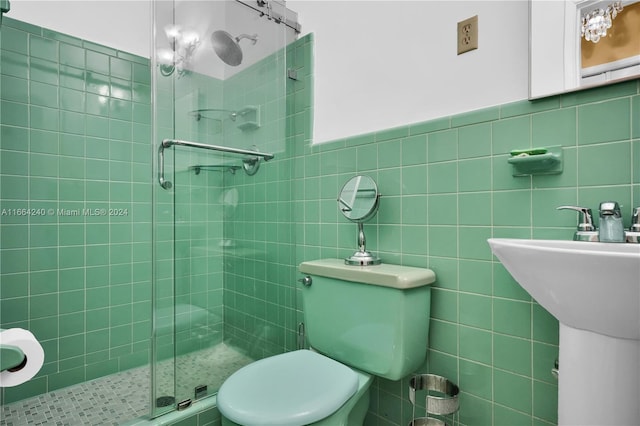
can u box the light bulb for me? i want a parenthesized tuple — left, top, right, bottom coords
(164, 25, 182, 42)
(157, 48, 175, 65)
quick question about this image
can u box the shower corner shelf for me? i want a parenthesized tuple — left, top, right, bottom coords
(507, 145, 563, 176)
(236, 106, 260, 131)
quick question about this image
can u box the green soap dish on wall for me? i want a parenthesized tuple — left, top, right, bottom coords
(236, 105, 260, 131)
(507, 145, 563, 176)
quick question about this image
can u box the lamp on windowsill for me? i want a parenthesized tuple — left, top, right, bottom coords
(581, 1, 623, 43)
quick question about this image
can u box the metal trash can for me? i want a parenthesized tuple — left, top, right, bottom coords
(408, 417, 446, 426)
(408, 374, 460, 426)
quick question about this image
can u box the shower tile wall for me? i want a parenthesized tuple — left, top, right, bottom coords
(220, 38, 310, 359)
(0, 17, 153, 403)
(148, 28, 302, 413)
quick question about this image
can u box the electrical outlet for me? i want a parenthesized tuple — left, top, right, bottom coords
(457, 15, 478, 55)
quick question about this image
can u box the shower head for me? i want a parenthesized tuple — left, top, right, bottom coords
(211, 30, 258, 67)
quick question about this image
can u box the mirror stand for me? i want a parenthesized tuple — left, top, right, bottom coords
(345, 222, 381, 266)
(338, 175, 381, 266)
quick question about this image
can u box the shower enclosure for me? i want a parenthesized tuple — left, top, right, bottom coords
(151, 0, 299, 417)
(0, 0, 301, 423)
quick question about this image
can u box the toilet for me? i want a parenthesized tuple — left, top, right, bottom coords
(218, 259, 436, 426)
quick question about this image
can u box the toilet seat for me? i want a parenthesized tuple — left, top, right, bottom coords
(217, 349, 359, 426)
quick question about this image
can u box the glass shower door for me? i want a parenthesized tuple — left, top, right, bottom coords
(152, 0, 294, 417)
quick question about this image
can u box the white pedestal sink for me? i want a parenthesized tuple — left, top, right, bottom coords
(488, 238, 640, 426)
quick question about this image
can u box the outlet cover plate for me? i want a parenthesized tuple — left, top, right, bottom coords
(457, 15, 478, 55)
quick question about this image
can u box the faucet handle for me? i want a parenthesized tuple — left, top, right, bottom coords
(557, 205, 595, 231)
(631, 207, 640, 231)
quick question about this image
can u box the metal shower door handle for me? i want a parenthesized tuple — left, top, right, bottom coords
(158, 138, 275, 190)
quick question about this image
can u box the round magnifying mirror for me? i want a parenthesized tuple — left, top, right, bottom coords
(338, 176, 381, 266)
(338, 175, 380, 222)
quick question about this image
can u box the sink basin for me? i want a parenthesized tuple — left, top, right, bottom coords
(488, 238, 640, 339)
(488, 238, 640, 425)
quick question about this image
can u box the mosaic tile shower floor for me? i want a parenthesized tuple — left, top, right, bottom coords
(0, 343, 253, 426)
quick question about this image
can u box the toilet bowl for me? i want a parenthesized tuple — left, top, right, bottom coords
(218, 259, 435, 426)
(218, 349, 373, 426)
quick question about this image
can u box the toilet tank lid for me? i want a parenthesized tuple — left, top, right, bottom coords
(299, 259, 436, 289)
(217, 349, 359, 426)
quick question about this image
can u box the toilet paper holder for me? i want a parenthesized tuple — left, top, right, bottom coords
(0, 328, 45, 387)
(0, 344, 27, 372)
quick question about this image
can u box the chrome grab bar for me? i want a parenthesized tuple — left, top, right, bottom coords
(158, 138, 275, 189)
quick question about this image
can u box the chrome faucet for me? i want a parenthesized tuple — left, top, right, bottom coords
(626, 207, 640, 243)
(558, 203, 640, 243)
(557, 206, 598, 241)
(598, 201, 625, 243)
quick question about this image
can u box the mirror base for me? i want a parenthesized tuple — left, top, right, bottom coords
(345, 250, 381, 266)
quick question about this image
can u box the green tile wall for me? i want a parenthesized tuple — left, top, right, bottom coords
(291, 69, 639, 424)
(2, 13, 638, 426)
(0, 17, 152, 404)
(220, 39, 308, 358)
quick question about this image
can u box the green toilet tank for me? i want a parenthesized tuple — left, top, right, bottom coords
(298, 259, 436, 381)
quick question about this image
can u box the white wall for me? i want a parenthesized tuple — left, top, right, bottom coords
(7, 0, 152, 58)
(9, 0, 531, 144)
(8, 0, 297, 78)
(289, 0, 530, 143)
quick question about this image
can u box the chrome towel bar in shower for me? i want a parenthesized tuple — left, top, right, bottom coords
(158, 138, 275, 189)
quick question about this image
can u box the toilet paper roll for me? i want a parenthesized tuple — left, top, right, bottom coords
(0, 328, 45, 387)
